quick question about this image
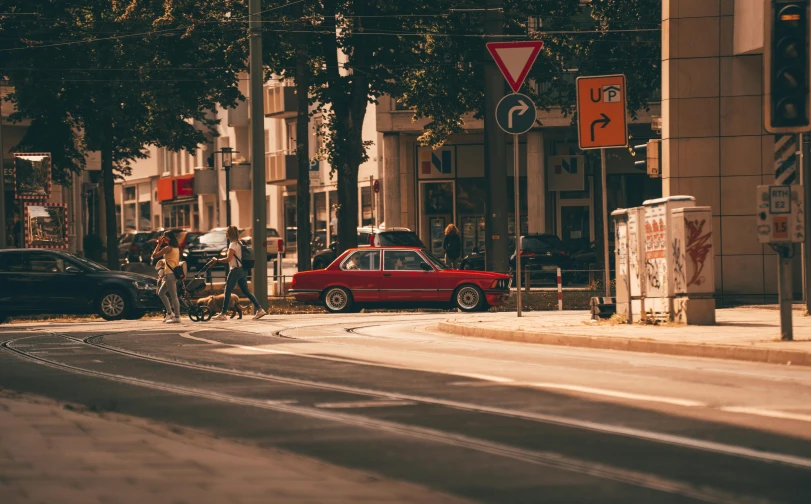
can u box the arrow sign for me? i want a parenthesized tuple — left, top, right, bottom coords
(496, 93, 536, 135)
(589, 113, 611, 141)
(486, 41, 544, 93)
(508, 99, 530, 129)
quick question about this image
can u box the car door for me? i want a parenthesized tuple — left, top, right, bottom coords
(0, 252, 27, 314)
(336, 250, 381, 302)
(379, 250, 438, 302)
(23, 251, 94, 313)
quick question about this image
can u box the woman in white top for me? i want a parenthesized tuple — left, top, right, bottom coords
(152, 231, 181, 323)
(207, 226, 266, 320)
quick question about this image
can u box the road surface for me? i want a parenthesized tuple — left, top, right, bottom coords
(2, 313, 810, 503)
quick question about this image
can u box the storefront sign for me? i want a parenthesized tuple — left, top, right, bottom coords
(418, 147, 455, 179)
(14, 153, 51, 200)
(25, 203, 68, 249)
(157, 177, 174, 201)
(548, 155, 584, 192)
(175, 175, 194, 198)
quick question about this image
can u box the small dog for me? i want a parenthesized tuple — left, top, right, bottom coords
(197, 294, 243, 319)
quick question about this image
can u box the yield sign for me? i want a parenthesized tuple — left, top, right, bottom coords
(486, 41, 544, 93)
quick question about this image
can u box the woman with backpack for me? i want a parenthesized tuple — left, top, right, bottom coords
(152, 231, 181, 324)
(442, 224, 462, 269)
(207, 226, 267, 321)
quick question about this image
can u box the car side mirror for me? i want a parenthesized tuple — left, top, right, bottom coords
(420, 262, 433, 272)
(65, 266, 82, 274)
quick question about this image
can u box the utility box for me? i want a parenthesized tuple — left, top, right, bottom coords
(670, 206, 716, 325)
(756, 185, 806, 244)
(611, 209, 630, 319)
(642, 196, 696, 319)
(626, 206, 647, 322)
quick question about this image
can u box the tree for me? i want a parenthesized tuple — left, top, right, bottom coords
(0, 0, 248, 268)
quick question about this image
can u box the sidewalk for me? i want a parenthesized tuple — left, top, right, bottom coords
(438, 308, 811, 366)
(0, 390, 466, 504)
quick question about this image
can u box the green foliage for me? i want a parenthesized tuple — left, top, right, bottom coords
(0, 0, 249, 171)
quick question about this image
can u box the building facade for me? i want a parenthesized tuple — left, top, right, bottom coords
(661, 0, 804, 300)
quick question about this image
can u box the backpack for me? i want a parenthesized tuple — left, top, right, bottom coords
(235, 240, 255, 270)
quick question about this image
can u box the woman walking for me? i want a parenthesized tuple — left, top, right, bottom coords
(208, 226, 267, 321)
(152, 231, 181, 323)
(442, 224, 462, 269)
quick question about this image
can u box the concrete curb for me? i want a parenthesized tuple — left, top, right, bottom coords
(437, 322, 811, 367)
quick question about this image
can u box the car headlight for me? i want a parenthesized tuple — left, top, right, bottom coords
(133, 280, 154, 290)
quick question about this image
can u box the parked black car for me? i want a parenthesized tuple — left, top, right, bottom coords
(311, 228, 425, 269)
(118, 231, 158, 265)
(0, 249, 161, 322)
(182, 228, 230, 270)
(459, 234, 572, 285)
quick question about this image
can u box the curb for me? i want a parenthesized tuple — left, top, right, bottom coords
(437, 322, 811, 367)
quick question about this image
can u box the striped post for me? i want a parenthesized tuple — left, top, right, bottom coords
(557, 267, 563, 311)
(775, 134, 800, 185)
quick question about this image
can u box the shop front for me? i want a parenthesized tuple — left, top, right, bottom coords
(157, 174, 199, 230)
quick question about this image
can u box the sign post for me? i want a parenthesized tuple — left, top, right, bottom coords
(487, 40, 543, 317)
(576, 75, 628, 297)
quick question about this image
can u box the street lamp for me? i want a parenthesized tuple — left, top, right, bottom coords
(215, 147, 238, 226)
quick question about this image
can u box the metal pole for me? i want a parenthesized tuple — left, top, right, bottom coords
(0, 104, 6, 248)
(778, 247, 794, 340)
(803, 134, 811, 313)
(249, 0, 268, 307)
(370, 175, 374, 228)
(601, 148, 611, 297)
(514, 135, 522, 317)
(224, 164, 231, 226)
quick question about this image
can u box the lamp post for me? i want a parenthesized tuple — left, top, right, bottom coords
(215, 147, 236, 226)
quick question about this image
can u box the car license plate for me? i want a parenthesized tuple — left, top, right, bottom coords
(541, 265, 557, 271)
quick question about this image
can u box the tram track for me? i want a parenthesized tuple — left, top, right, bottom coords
(3, 327, 811, 503)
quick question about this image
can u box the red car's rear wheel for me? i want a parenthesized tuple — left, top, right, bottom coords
(323, 287, 354, 313)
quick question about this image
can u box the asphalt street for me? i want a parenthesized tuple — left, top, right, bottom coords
(2, 313, 811, 503)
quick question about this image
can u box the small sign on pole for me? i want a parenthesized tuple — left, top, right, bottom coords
(487, 40, 544, 318)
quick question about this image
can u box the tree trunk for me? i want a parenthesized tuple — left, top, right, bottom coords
(295, 50, 312, 271)
(101, 142, 118, 271)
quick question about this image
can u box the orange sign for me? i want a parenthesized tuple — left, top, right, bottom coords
(576, 75, 628, 150)
(773, 216, 789, 240)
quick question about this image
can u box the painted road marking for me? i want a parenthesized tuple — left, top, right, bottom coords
(525, 383, 706, 408)
(720, 407, 811, 423)
(315, 400, 416, 409)
(180, 332, 291, 355)
(451, 373, 515, 383)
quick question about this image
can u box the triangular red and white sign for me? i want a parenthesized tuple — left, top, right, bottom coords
(486, 41, 544, 93)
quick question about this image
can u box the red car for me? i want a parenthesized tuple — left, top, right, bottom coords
(290, 247, 512, 313)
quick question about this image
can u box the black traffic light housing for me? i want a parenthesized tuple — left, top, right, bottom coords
(765, 0, 811, 133)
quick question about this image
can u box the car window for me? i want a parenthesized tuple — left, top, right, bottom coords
(521, 237, 551, 253)
(377, 232, 425, 248)
(420, 250, 448, 270)
(341, 250, 380, 271)
(0, 252, 25, 272)
(358, 231, 372, 245)
(25, 252, 67, 273)
(199, 231, 227, 247)
(267, 228, 280, 237)
(383, 250, 430, 271)
(69, 254, 107, 271)
(119, 234, 134, 245)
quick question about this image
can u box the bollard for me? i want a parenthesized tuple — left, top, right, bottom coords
(557, 267, 563, 311)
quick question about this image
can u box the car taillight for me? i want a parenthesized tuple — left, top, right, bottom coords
(369, 235, 375, 245)
(520, 251, 535, 257)
(291, 275, 297, 288)
(279, 239, 284, 252)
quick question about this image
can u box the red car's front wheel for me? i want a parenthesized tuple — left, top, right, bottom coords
(455, 285, 485, 312)
(323, 287, 354, 313)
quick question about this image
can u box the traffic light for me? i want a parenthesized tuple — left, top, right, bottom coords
(632, 140, 661, 178)
(765, 0, 811, 133)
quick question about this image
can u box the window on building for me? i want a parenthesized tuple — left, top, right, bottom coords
(139, 202, 151, 231)
(361, 186, 373, 227)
